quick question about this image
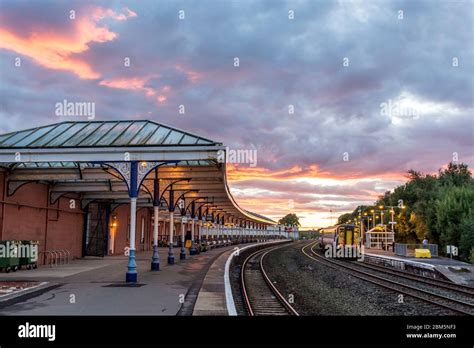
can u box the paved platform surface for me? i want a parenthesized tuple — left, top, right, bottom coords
(0, 246, 235, 315)
(192, 248, 234, 316)
(365, 248, 474, 285)
(192, 240, 290, 316)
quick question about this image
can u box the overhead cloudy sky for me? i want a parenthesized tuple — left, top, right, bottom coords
(0, 0, 472, 227)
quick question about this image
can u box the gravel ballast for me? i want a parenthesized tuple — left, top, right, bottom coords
(263, 241, 453, 316)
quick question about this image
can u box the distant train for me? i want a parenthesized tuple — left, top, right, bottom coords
(318, 224, 362, 259)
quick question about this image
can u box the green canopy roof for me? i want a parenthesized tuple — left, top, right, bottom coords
(0, 120, 219, 148)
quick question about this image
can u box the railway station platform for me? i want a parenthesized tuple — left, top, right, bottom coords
(0, 246, 237, 315)
(363, 249, 474, 285)
(192, 247, 234, 315)
(192, 240, 290, 316)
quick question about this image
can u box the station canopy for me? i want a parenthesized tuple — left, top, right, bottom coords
(0, 120, 275, 225)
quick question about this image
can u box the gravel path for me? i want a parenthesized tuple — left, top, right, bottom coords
(263, 241, 450, 315)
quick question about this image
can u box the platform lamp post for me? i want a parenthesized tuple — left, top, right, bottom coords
(363, 212, 368, 245)
(379, 205, 385, 230)
(370, 209, 375, 229)
(390, 208, 395, 232)
(383, 205, 405, 232)
(358, 208, 363, 248)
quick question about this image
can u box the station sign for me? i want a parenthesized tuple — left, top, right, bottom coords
(181, 217, 188, 223)
(447, 245, 458, 256)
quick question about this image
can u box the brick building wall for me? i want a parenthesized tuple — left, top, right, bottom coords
(0, 171, 173, 261)
(0, 172, 84, 262)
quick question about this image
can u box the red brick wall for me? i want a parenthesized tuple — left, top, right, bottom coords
(0, 177, 84, 261)
(112, 204, 129, 255)
(0, 171, 161, 260)
(111, 205, 152, 255)
(45, 195, 84, 259)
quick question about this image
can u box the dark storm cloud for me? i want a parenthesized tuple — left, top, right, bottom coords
(1, 0, 472, 176)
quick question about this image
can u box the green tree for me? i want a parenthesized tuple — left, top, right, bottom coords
(395, 211, 418, 243)
(278, 213, 301, 227)
(439, 162, 472, 187)
(337, 213, 353, 224)
(341, 162, 473, 262)
(435, 184, 474, 260)
(459, 218, 474, 263)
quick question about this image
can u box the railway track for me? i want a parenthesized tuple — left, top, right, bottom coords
(241, 246, 299, 316)
(351, 259, 474, 296)
(301, 241, 474, 316)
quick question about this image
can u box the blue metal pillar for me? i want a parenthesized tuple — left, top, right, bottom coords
(126, 161, 139, 283)
(180, 217, 186, 260)
(178, 198, 186, 260)
(189, 201, 197, 255)
(151, 176, 160, 271)
(189, 219, 197, 255)
(168, 187, 175, 265)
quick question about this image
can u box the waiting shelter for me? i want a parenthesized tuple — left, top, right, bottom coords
(365, 225, 395, 250)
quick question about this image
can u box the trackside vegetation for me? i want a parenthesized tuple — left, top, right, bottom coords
(338, 163, 474, 263)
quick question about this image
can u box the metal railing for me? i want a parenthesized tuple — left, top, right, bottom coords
(395, 243, 438, 257)
(40, 249, 71, 267)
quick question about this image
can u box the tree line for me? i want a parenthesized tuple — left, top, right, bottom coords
(337, 162, 474, 263)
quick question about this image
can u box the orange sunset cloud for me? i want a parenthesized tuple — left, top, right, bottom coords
(0, 7, 136, 79)
(227, 163, 406, 182)
(100, 77, 157, 96)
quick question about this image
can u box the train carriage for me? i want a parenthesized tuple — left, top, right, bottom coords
(318, 224, 361, 259)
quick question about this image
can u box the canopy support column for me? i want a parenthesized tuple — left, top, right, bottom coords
(190, 201, 197, 255)
(180, 217, 186, 260)
(168, 187, 175, 265)
(168, 211, 175, 264)
(151, 204, 160, 271)
(151, 175, 160, 271)
(101, 160, 166, 281)
(127, 195, 138, 282)
(198, 220, 202, 243)
(190, 219, 197, 255)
